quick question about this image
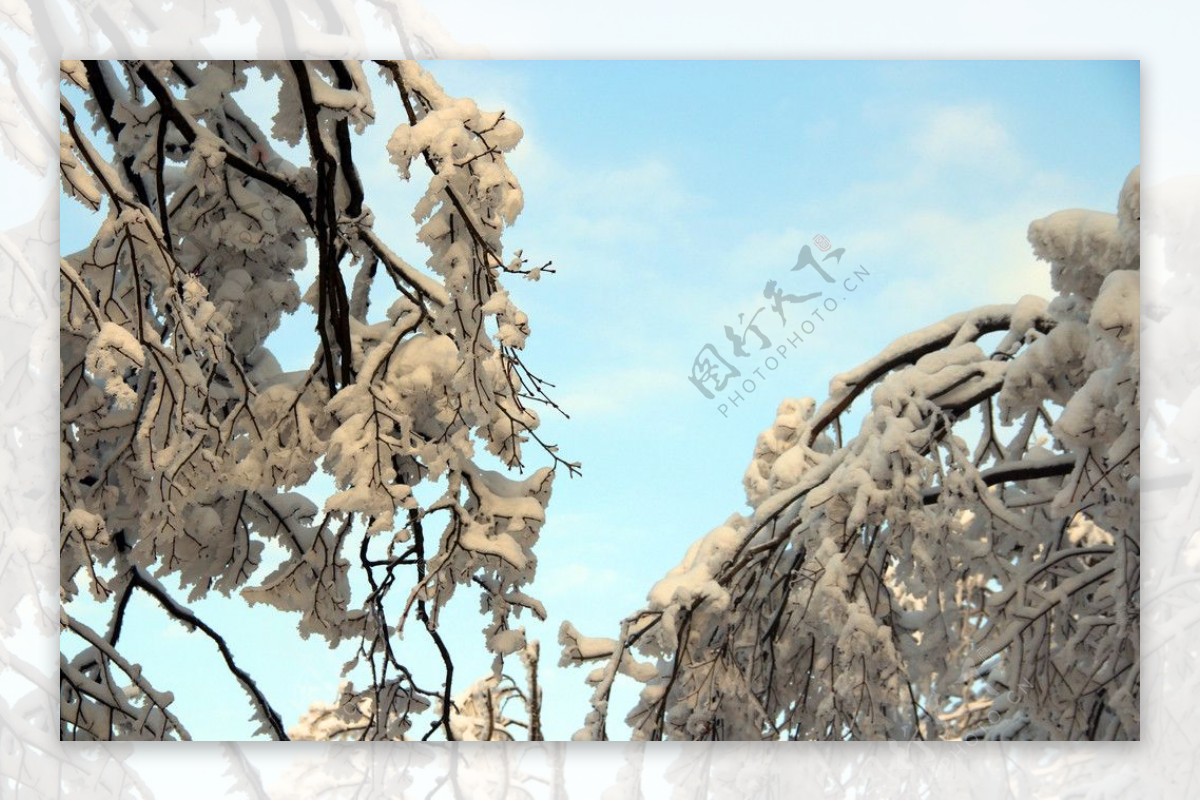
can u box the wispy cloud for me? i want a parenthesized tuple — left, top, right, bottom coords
(519, 154, 704, 249)
(554, 366, 684, 419)
(536, 560, 621, 598)
(913, 103, 1021, 173)
(847, 207, 1052, 312)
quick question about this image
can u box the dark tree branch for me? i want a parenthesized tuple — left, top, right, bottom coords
(128, 568, 290, 741)
(82, 60, 153, 208)
(329, 60, 365, 218)
(921, 454, 1077, 505)
(134, 62, 317, 229)
(290, 60, 355, 393)
(410, 508, 456, 741)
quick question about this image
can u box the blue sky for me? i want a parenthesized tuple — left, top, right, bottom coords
(61, 60, 1139, 740)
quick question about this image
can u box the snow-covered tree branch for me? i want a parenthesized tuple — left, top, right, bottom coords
(564, 168, 1140, 741)
(59, 59, 573, 741)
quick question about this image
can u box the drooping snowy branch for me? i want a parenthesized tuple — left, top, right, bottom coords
(564, 167, 1140, 742)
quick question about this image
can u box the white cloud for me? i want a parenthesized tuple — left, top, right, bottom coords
(913, 103, 1021, 172)
(857, 207, 1052, 313)
(537, 561, 621, 598)
(554, 366, 684, 418)
(409, 63, 701, 252)
(519, 155, 703, 249)
(764, 102, 1085, 321)
(723, 226, 808, 278)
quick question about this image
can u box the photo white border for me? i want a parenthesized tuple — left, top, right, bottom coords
(2, 2, 1192, 797)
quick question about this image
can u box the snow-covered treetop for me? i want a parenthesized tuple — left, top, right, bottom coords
(60, 60, 573, 741)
